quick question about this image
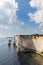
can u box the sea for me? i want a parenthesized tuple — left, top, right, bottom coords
(0, 37, 43, 65)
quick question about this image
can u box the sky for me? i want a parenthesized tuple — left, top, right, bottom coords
(0, 0, 43, 38)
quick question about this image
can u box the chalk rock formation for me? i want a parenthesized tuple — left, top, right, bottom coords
(14, 35, 43, 54)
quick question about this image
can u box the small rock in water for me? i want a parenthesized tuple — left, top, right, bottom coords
(8, 43, 11, 45)
(8, 40, 12, 45)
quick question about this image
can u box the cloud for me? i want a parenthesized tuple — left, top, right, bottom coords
(39, 23, 43, 27)
(28, 0, 43, 26)
(0, 0, 24, 30)
(41, 29, 43, 32)
(0, 24, 8, 29)
(29, 0, 43, 10)
(0, 0, 25, 37)
(29, 10, 43, 23)
(0, 0, 18, 24)
(0, 32, 12, 38)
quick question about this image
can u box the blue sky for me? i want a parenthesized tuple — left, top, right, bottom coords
(0, 0, 43, 38)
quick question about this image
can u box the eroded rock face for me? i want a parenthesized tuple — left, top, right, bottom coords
(14, 35, 43, 53)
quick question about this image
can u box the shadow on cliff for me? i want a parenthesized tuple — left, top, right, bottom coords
(17, 35, 43, 65)
(17, 35, 40, 65)
(19, 35, 37, 52)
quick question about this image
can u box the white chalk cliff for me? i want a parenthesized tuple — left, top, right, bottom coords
(14, 35, 43, 54)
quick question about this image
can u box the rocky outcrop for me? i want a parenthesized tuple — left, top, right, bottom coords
(14, 35, 43, 55)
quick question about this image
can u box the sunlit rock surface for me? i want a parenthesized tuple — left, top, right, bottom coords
(14, 35, 43, 54)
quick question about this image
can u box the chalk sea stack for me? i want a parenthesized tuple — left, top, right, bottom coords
(8, 40, 12, 45)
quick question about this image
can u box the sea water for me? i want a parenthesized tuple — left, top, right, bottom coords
(0, 38, 43, 65)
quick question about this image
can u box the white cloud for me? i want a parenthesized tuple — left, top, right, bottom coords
(0, 0, 24, 29)
(0, 15, 3, 19)
(29, 10, 43, 23)
(28, 0, 43, 26)
(0, 34, 6, 38)
(41, 29, 43, 32)
(29, 0, 43, 10)
(0, 0, 18, 24)
(0, 0, 24, 38)
(39, 23, 43, 27)
(0, 24, 8, 29)
(0, 32, 12, 38)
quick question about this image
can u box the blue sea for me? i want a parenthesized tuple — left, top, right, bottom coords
(0, 38, 43, 65)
